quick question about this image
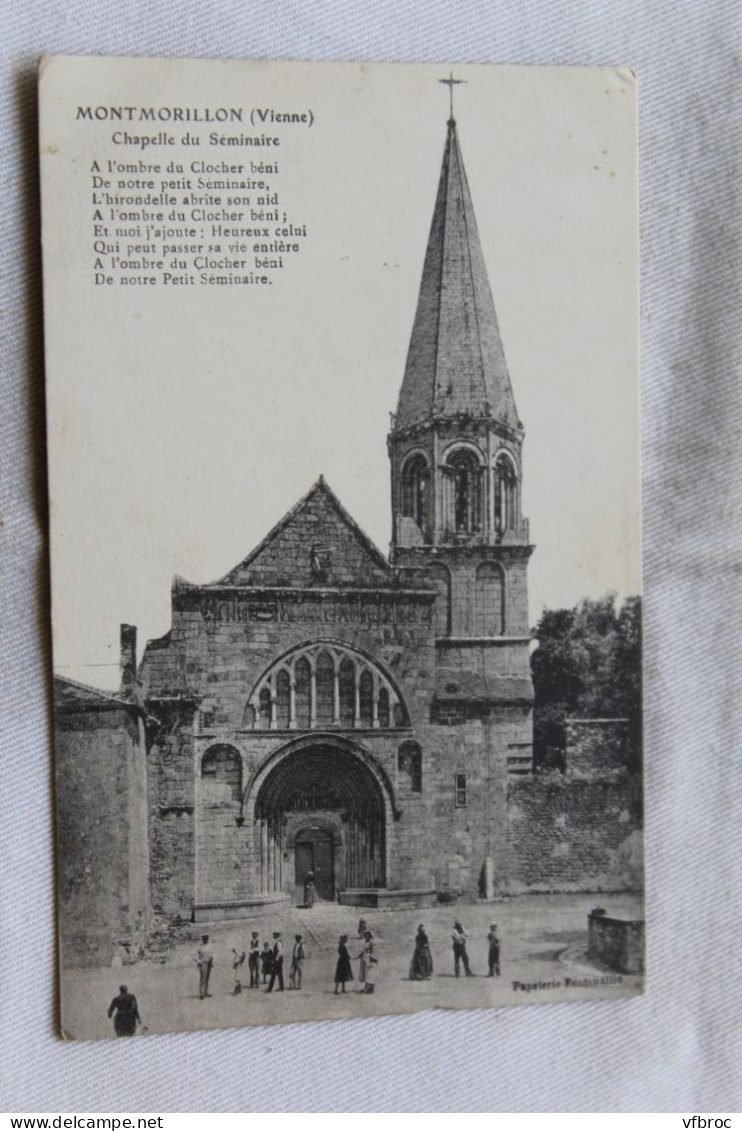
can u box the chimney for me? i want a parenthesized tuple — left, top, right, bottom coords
(120, 624, 138, 697)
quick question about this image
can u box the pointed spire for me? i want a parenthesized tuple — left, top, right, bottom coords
(394, 119, 521, 433)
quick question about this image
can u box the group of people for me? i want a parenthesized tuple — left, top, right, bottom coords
(198, 919, 383, 1002)
(450, 921, 501, 978)
(193, 930, 306, 998)
(333, 919, 378, 994)
(107, 919, 503, 1032)
(228, 931, 308, 994)
(407, 921, 501, 980)
(197, 919, 501, 1002)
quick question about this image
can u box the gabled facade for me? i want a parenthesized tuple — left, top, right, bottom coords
(138, 476, 446, 919)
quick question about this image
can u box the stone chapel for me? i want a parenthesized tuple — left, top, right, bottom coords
(55, 113, 547, 941)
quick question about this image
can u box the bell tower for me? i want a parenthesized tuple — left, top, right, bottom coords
(389, 111, 534, 647)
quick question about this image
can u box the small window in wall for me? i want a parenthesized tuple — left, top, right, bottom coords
(198, 709, 215, 731)
(393, 702, 408, 728)
(398, 741, 422, 793)
(454, 772, 468, 808)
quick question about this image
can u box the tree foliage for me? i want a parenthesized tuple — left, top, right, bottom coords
(530, 594, 642, 772)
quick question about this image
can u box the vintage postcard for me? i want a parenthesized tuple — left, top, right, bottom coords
(40, 56, 642, 1039)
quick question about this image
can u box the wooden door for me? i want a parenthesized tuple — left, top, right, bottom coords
(295, 841, 313, 888)
(294, 828, 334, 899)
(312, 834, 334, 900)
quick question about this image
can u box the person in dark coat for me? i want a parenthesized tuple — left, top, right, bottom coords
(107, 984, 141, 1036)
(409, 924, 434, 980)
(487, 924, 501, 977)
(266, 931, 284, 992)
(260, 941, 273, 983)
(334, 934, 353, 994)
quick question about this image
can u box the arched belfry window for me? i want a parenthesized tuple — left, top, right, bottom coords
(494, 453, 518, 534)
(401, 453, 429, 533)
(446, 449, 482, 534)
(246, 642, 409, 732)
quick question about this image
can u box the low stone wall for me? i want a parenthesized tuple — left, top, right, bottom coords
(339, 888, 438, 910)
(588, 908, 645, 973)
(193, 894, 291, 922)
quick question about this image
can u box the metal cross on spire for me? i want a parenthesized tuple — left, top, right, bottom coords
(438, 71, 466, 121)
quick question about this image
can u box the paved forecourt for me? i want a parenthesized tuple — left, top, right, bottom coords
(62, 892, 643, 1039)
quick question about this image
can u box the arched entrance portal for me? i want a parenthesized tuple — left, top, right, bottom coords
(252, 740, 388, 899)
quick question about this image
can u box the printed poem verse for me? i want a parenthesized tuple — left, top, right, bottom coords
(87, 111, 311, 287)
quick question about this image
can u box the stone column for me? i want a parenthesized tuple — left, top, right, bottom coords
(260, 820, 268, 893)
(483, 856, 494, 900)
(277, 826, 283, 892)
(271, 828, 278, 893)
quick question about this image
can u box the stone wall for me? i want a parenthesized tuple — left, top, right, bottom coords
(587, 909, 645, 973)
(506, 774, 643, 894)
(147, 699, 198, 920)
(55, 692, 146, 966)
(395, 543, 531, 640)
